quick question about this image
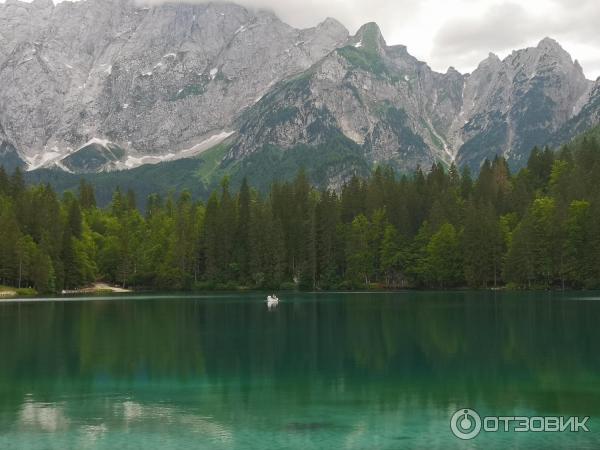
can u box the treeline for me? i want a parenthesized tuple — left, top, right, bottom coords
(1, 136, 600, 293)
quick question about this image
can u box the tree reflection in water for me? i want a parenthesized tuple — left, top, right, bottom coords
(0, 292, 599, 448)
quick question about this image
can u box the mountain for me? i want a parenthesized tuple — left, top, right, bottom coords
(0, 141, 24, 172)
(2, 0, 600, 186)
(456, 38, 593, 168)
(550, 79, 600, 146)
(0, 0, 348, 171)
(229, 29, 594, 179)
(229, 22, 465, 179)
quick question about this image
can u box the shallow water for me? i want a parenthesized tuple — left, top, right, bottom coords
(0, 291, 599, 449)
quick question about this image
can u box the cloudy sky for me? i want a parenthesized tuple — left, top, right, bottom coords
(192, 0, 600, 79)
(8, 0, 600, 78)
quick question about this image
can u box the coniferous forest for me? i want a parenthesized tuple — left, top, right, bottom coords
(1, 135, 600, 294)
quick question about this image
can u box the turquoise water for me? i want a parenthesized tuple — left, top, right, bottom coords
(0, 291, 599, 449)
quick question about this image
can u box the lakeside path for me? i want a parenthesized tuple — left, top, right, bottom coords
(61, 283, 133, 295)
(93, 283, 132, 293)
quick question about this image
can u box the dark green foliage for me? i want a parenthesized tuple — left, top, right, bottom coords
(424, 223, 463, 288)
(25, 157, 215, 207)
(338, 46, 387, 76)
(462, 202, 504, 288)
(2, 126, 600, 292)
(223, 133, 371, 193)
(61, 142, 126, 173)
(78, 180, 97, 209)
(0, 141, 26, 172)
(263, 107, 299, 128)
(337, 24, 387, 76)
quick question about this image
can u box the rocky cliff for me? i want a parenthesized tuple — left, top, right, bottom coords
(1, 0, 599, 178)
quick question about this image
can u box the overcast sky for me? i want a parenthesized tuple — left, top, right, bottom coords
(190, 0, 600, 79)
(9, 0, 600, 79)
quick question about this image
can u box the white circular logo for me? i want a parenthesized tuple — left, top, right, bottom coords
(451, 408, 482, 440)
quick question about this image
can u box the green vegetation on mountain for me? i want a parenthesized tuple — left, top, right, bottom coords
(0, 142, 25, 172)
(263, 106, 300, 128)
(25, 133, 370, 206)
(26, 158, 212, 208)
(337, 23, 389, 76)
(222, 135, 370, 193)
(338, 45, 387, 76)
(3, 129, 600, 293)
(62, 142, 126, 173)
(195, 143, 231, 185)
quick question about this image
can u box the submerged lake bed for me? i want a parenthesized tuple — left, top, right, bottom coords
(0, 291, 599, 449)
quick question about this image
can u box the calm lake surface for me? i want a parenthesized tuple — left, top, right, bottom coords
(0, 291, 599, 449)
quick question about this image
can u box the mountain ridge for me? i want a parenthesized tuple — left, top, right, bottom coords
(1, 0, 600, 182)
(0, 0, 349, 170)
(228, 22, 594, 182)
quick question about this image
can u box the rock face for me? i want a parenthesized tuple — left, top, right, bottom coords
(1, 0, 599, 177)
(456, 38, 593, 169)
(0, 0, 348, 171)
(230, 23, 466, 175)
(551, 79, 600, 146)
(232, 29, 595, 174)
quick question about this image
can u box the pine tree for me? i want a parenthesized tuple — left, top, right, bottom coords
(10, 166, 25, 198)
(380, 224, 406, 288)
(78, 180, 97, 209)
(346, 214, 375, 287)
(236, 178, 251, 284)
(0, 166, 9, 195)
(563, 200, 592, 287)
(202, 192, 220, 281)
(111, 187, 124, 217)
(505, 197, 558, 288)
(462, 202, 503, 288)
(425, 223, 463, 288)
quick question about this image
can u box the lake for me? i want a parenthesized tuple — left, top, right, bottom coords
(0, 291, 599, 449)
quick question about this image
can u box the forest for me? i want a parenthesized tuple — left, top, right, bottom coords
(1, 134, 600, 293)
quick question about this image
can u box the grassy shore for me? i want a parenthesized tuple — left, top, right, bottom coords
(0, 285, 38, 298)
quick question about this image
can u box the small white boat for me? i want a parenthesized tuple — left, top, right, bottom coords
(267, 295, 279, 308)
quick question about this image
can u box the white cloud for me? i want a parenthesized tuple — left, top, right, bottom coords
(6, 0, 600, 78)
(137, 0, 600, 79)
(427, 0, 600, 78)
(135, 0, 424, 36)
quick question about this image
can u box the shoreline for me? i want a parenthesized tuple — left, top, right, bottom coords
(3, 280, 597, 301)
(61, 283, 133, 295)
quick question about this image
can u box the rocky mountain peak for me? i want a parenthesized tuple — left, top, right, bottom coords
(1, 0, 600, 181)
(537, 36, 565, 53)
(456, 35, 594, 169)
(353, 22, 387, 53)
(508, 37, 578, 75)
(476, 52, 503, 71)
(312, 16, 349, 45)
(574, 59, 584, 72)
(318, 17, 347, 32)
(0, 0, 351, 169)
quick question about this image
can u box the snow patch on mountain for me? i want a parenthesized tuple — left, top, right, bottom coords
(177, 131, 235, 158)
(25, 149, 64, 171)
